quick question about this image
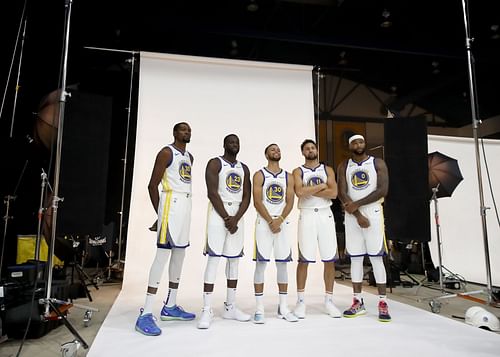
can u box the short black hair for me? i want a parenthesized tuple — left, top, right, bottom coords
(264, 143, 278, 155)
(223, 134, 239, 145)
(173, 122, 189, 132)
(301, 139, 317, 151)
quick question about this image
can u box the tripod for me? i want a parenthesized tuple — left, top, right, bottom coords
(67, 237, 99, 302)
(387, 241, 427, 290)
(419, 186, 484, 313)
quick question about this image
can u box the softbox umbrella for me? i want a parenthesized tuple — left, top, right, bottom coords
(428, 151, 464, 198)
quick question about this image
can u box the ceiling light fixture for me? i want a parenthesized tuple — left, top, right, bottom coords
(230, 40, 238, 56)
(247, 0, 259, 12)
(432, 61, 440, 75)
(490, 24, 499, 40)
(338, 51, 348, 65)
(380, 9, 392, 28)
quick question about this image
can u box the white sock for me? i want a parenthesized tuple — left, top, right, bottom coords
(255, 293, 264, 312)
(144, 293, 155, 314)
(379, 295, 387, 302)
(165, 288, 177, 307)
(203, 292, 212, 309)
(227, 288, 236, 305)
(297, 291, 305, 304)
(353, 292, 362, 302)
(279, 292, 289, 313)
(325, 292, 333, 304)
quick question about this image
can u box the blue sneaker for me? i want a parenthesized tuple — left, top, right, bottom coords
(160, 304, 196, 321)
(135, 309, 161, 336)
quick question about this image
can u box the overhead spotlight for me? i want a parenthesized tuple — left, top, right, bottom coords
(247, 0, 259, 12)
(380, 9, 392, 28)
(431, 61, 440, 75)
(338, 51, 348, 65)
(390, 85, 397, 96)
(490, 24, 499, 40)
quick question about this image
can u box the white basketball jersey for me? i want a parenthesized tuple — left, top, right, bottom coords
(218, 157, 245, 203)
(346, 156, 382, 207)
(260, 168, 287, 217)
(161, 145, 192, 194)
(298, 163, 331, 209)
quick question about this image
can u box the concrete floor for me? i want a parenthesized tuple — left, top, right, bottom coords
(1, 274, 498, 357)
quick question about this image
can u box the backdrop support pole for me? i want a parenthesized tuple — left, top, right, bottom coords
(117, 52, 136, 265)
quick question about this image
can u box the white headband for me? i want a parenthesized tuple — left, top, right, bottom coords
(348, 134, 365, 144)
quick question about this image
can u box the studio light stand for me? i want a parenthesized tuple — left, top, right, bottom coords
(0, 0, 29, 282)
(34, 169, 51, 261)
(38, 0, 89, 352)
(417, 0, 499, 315)
(428, 185, 468, 293)
(421, 187, 488, 313)
(0, 0, 28, 137)
(460, 0, 496, 306)
(0, 160, 28, 281)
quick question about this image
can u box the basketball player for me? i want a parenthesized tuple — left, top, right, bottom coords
(252, 144, 298, 324)
(135, 122, 196, 336)
(198, 134, 252, 329)
(293, 139, 341, 318)
(337, 134, 391, 322)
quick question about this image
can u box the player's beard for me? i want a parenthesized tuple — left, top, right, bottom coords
(305, 152, 317, 160)
(268, 154, 281, 162)
(352, 147, 365, 155)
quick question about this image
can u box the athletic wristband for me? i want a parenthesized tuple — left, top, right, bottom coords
(278, 215, 285, 222)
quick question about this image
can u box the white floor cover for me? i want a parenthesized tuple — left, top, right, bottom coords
(88, 283, 500, 357)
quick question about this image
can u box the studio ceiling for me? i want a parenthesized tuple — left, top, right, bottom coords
(2, 0, 499, 131)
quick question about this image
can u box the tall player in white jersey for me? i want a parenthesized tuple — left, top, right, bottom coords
(252, 144, 298, 324)
(293, 139, 342, 319)
(198, 134, 252, 329)
(135, 122, 196, 336)
(337, 134, 391, 322)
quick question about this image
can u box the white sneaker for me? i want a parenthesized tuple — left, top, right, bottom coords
(197, 307, 214, 329)
(325, 300, 342, 318)
(278, 306, 299, 322)
(294, 302, 306, 319)
(253, 310, 265, 324)
(223, 303, 251, 322)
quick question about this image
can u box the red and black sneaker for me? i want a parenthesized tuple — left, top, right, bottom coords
(378, 300, 391, 322)
(343, 298, 367, 318)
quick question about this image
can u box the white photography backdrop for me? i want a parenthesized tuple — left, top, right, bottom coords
(124, 52, 318, 304)
(428, 135, 500, 286)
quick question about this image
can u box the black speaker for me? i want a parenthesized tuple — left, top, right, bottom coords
(56, 91, 113, 236)
(384, 117, 430, 242)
